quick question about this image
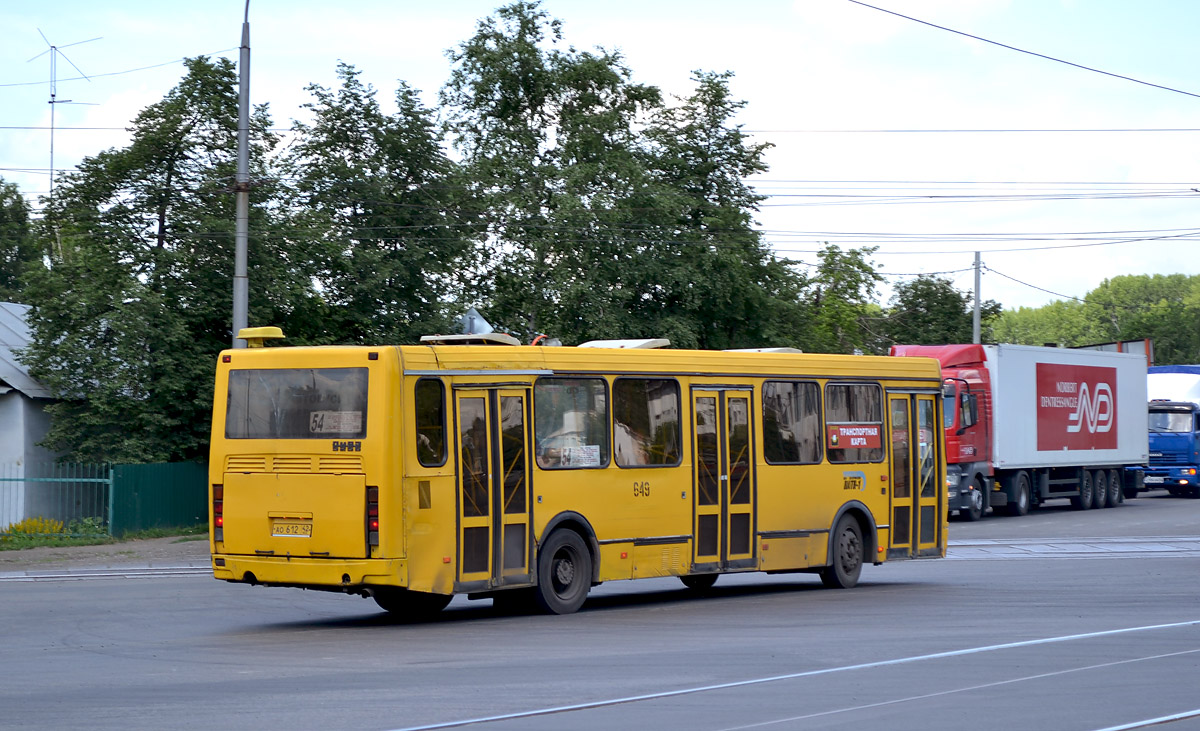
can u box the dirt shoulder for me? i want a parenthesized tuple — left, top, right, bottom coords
(0, 535, 211, 573)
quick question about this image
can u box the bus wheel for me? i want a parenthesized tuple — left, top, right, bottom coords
(535, 530, 592, 615)
(820, 516, 863, 589)
(1093, 471, 1109, 509)
(1006, 472, 1030, 517)
(680, 574, 718, 592)
(1108, 470, 1122, 506)
(960, 479, 985, 521)
(373, 588, 452, 620)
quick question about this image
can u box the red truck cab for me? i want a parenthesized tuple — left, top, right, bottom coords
(891, 344, 993, 520)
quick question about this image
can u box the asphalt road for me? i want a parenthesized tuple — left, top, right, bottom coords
(2, 490, 1199, 731)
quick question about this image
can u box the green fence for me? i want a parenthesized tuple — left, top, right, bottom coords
(0, 462, 207, 537)
(110, 462, 208, 536)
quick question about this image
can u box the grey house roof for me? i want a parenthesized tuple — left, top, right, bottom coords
(0, 302, 51, 399)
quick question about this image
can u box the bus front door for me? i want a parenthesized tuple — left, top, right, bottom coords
(691, 389, 756, 572)
(454, 388, 533, 590)
(887, 393, 943, 558)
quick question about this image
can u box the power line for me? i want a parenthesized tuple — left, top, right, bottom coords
(844, 0, 1200, 100)
(746, 128, 1200, 133)
(983, 265, 1086, 303)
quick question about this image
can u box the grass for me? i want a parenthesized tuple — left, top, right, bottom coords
(0, 523, 208, 551)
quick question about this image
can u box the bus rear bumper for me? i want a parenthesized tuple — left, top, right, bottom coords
(212, 554, 407, 591)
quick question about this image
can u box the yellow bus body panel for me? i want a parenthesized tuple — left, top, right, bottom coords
(209, 341, 946, 598)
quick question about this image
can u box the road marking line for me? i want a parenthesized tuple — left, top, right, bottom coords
(1092, 708, 1200, 731)
(385, 619, 1200, 731)
(717, 648, 1200, 730)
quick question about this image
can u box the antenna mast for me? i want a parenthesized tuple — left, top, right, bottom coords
(27, 30, 100, 200)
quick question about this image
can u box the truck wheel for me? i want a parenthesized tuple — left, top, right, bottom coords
(1006, 472, 1030, 517)
(820, 515, 864, 589)
(960, 479, 985, 521)
(1072, 470, 1094, 510)
(1107, 470, 1122, 506)
(1093, 471, 1108, 509)
(534, 530, 592, 615)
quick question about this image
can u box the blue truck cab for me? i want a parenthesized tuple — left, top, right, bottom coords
(1143, 366, 1200, 498)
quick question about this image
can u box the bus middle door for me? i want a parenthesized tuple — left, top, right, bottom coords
(691, 389, 756, 572)
(454, 388, 533, 591)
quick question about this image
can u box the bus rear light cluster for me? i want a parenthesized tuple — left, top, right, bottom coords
(366, 486, 379, 548)
(213, 485, 224, 542)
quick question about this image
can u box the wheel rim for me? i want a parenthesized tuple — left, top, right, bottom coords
(838, 527, 862, 574)
(970, 489, 984, 512)
(552, 548, 578, 596)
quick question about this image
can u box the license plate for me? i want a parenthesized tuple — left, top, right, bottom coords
(1143, 476, 1164, 484)
(272, 521, 313, 537)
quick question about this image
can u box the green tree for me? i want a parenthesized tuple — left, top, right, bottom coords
(799, 245, 883, 354)
(443, 2, 807, 347)
(22, 57, 319, 462)
(992, 299, 1096, 347)
(285, 63, 476, 344)
(882, 274, 1001, 347)
(442, 1, 661, 341)
(627, 71, 807, 350)
(0, 178, 37, 303)
(992, 274, 1200, 364)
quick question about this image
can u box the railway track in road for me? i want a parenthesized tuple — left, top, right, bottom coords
(0, 565, 210, 582)
(3, 535, 1199, 581)
(947, 535, 1200, 560)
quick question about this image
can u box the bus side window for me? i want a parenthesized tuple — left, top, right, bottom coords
(415, 378, 447, 467)
(534, 377, 610, 469)
(825, 383, 885, 464)
(613, 378, 681, 467)
(762, 380, 822, 465)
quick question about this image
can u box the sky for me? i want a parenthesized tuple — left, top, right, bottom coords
(2, 0, 1199, 313)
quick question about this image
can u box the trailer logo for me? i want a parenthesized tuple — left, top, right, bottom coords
(1035, 364, 1118, 451)
(1067, 381, 1113, 434)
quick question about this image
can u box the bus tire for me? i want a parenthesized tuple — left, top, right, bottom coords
(680, 574, 719, 592)
(1006, 472, 1030, 517)
(535, 530, 592, 615)
(1108, 470, 1122, 506)
(373, 588, 452, 620)
(1072, 470, 1094, 510)
(1093, 470, 1109, 509)
(820, 515, 863, 589)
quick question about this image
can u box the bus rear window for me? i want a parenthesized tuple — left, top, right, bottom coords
(225, 368, 368, 439)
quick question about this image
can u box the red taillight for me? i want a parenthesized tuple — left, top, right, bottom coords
(212, 484, 224, 542)
(366, 486, 379, 548)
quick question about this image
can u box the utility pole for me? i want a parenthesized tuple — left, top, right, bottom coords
(973, 251, 981, 344)
(231, 1, 251, 348)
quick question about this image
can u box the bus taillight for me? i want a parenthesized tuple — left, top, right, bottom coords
(366, 487, 379, 548)
(212, 485, 224, 542)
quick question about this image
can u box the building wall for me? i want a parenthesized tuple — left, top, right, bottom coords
(0, 392, 63, 529)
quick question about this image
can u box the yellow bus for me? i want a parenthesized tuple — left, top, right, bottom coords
(209, 330, 946, 616)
